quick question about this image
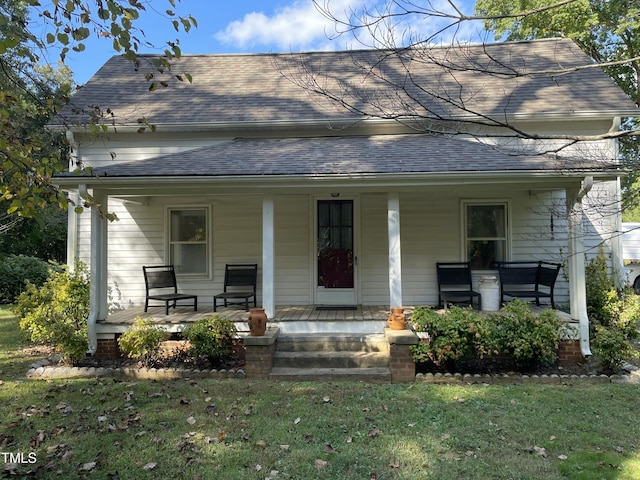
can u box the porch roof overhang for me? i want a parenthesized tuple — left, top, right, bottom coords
(54, 133, 623, 193)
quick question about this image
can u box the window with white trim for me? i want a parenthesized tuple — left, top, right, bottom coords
(168, 207, 209, 275)
(464, 202, 508, 269)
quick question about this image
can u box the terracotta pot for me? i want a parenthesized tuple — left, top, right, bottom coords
(387, 307, 407, 330)
(247, 308, 267, 336)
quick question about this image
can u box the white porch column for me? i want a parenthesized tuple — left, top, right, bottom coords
(262, 195, 275, 319)
(86, 188, 109, 355)
(388, 193, 403, 307)
(567, 181, 592, 357)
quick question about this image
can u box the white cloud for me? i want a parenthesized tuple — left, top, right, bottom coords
(215, 0, 360, 51)
(214, 0, 484, 53)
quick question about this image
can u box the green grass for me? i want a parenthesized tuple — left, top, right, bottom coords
(1, 305, 640, 479)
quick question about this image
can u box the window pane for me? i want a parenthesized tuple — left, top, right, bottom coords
(171, 244, 207, 274)
(468, 240, 506, 269)
(171, 210, 206, 242)
(467, 205, 505, 238)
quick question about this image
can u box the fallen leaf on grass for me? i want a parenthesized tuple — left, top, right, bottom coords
(81, 462, 96, 471)
(256, 439, 267, 448)
(56, 402, 73, 414)
(280, 445, 290, 451)
(324, 443, 336, 453)
(30, 430, 46, 448)
(389, 459, 400, 468)
(558, 455, 568, 460)
(368, 429, 379, 437)
(304, 434, 314, 442)
(186, 416, 196, 425)
(315, 459, 328, 469)
(524, 446, 548, 457)
(142, 462, 157, 471)
(0, 434, 14, 448)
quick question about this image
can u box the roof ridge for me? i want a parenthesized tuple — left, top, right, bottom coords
(124, 37, 574, 59)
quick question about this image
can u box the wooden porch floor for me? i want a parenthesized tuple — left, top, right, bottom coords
(98, 305, 393, 334)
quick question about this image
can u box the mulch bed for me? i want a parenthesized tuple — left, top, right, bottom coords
(415, 356, 596, 377)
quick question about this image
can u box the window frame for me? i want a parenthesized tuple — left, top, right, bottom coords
(461, 200, 510, 270)
(166, 205, 211, 278)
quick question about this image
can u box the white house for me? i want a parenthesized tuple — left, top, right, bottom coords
(51, 38, 638, 356)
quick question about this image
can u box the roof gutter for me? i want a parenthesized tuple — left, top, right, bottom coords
(52, 168, 623, 192)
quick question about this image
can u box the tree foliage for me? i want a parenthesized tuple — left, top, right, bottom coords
(0, 0, 196, 222)
(475, 0, 640, 216)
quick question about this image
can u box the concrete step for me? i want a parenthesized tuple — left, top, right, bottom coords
(270, 332, 392, 382)
(276, 333, 389, 353)
(270, 367, 392, 383)
(272, 350, 389, 369)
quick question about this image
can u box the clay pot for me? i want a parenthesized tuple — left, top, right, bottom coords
(247, 308, 267, 336)
(387, 307, 407, 330)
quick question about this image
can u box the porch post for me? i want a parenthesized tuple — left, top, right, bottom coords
(86, 188, 109, 355)
(262, 195, 275, 319)
(566, 181, 592, 357)
(388, 193, 402, 307)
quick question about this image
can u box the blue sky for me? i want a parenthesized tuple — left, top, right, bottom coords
(52, 0, 483, 84)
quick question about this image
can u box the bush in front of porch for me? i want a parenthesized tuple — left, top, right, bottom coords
(182, 315, 237, 367)
(117, 317, 169, 368)
(586, 248, 640, 373)
(410, 300, 563, 372)
(13, 261, 89, 364)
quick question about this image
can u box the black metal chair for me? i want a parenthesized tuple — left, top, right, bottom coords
(497, 261, 561, 308)
(143, 265, 198, 315)
(436, 262, 481, 309)
(214, 264, 258, 312)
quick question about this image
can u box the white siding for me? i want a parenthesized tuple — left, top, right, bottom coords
(275, 195, 311, 304)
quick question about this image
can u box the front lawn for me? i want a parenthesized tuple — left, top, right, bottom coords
(1, 306, 640, 479)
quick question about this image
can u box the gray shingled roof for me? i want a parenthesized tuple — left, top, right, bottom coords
(62, 134, 614, 178)
(55, 38, 637, 127)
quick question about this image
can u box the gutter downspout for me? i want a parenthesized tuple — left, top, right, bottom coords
(570, 177, 593, 357)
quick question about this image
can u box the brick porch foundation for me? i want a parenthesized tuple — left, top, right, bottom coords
(557, 339, 583, 367)
(243, 328, 279, 378)
(385, 328, 419, 383)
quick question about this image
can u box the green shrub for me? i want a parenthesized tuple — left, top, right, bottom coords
(585, 249, 640, 373)
(488, 299, 562, 368)
(118, 317, 168, 367)
(13, 262, 90, 364)
(410, 306, 494, 366)
(0, 254, 61, 304)
(585, 247, 617, 325)
(592, 324, 638, 373)
(182, 315, 237, 366)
